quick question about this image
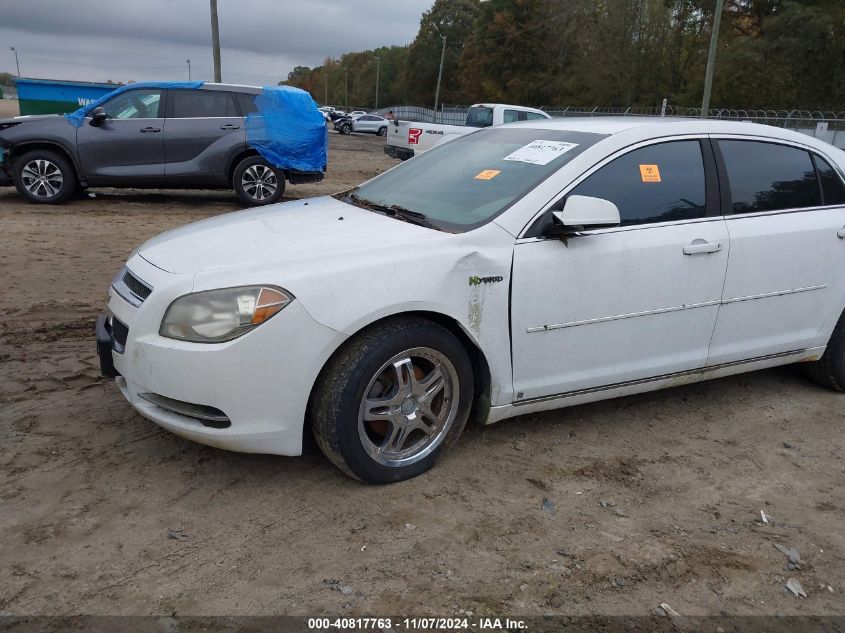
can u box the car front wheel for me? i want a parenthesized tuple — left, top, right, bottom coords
(13, 149, 77, 204)
(377, 126, 387, 137)
(340, 124, 351, 135)
(233, 156, 285, 206)
(311, 317, 474, 483)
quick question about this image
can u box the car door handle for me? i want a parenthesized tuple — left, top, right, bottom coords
(683, 240, 722, 255)
(837, 227, 845, 239)
(139, 126, 161, 133)
(220, 124, 240, 130)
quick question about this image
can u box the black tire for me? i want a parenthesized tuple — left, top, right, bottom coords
(340, 124, 351, 135)
(310, 317, 474, 484)
(804, 309, 845, 392)
(377, 126, 387, 137)
(13, 149, 77, 204)
(232, 156, 285, 206)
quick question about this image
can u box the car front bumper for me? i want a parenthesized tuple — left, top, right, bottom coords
(97, 255, 344, 456)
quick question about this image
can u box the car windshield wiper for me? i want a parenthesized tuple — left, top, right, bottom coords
(341, 192, 442, 231)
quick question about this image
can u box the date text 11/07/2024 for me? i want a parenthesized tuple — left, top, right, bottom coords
(306, 617, 527, 630)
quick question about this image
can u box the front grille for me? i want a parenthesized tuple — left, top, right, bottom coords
(123, 270, 152, 301)
(111, 316, 129, 353)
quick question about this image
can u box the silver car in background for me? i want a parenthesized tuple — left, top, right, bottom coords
(352, 114, 390, 136)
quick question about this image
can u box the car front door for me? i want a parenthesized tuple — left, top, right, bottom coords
(706, 139, 845, 365)
(511, 139, 729, 401)
(163, 88, 244, 186)
(354, 116, 375, 133)
(75, 88, 165, 184)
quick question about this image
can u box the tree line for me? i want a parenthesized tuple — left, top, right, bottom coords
(283, 0, 844, 111)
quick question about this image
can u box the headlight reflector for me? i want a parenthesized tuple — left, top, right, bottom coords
(160, 286, 292, 343)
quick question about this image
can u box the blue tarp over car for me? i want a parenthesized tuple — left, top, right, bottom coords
(246, 85, 327, 173)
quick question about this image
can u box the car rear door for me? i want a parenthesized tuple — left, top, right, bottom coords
(75, 88, 166, 184)
(163, 88, 244, 186)
(510, 138, 729, 400)
(706, 138, 845, 365)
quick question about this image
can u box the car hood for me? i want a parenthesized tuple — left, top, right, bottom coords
(0, 114, 61, 127)
(139, 196, 450, 275)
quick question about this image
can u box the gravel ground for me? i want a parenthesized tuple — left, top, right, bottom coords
(0, 130, 843, 618)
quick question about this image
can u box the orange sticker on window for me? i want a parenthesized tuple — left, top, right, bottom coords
(475, 169, 501, 181)
(639, 164, 661, 182)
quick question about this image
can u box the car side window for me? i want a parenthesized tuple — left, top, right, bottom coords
(236, 93, 258, 116)
(503, 109, 520, 123)
(525, 112, 547, 121)
(569, 140, 707, 226)
(719, 140, 821, 213)
(813, 154, 845, 206)
(102, 89, 162, 119)
(171, 90, 238, 118)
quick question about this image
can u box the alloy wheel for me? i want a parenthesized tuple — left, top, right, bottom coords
(21, 159, 63, 199)
(241, 164, 278, 201)
(357, 347, 460, 467)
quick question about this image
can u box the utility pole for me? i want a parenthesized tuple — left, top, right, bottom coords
(186, 59, 191, 81)
(10, 47, 20, 77)
(209, 0, 222, 82)
(344, 68, 348, 109)
(700, 0, 724, 118)
(433, 35, 446, 124)
(325, 74, 328, 106)
(374, 55, 380, 110)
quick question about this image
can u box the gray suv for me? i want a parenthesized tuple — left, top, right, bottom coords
(0, 83, 324, 206)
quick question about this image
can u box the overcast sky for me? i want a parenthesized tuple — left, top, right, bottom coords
(1, 0, 434, 85)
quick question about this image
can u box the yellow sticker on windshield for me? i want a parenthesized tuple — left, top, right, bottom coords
(475, 169, 501, 181)
(639, 164, 661, 182)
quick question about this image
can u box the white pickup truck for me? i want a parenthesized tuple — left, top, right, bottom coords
(384, 103, 550, 160)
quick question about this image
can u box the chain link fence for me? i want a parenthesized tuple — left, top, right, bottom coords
(377, 104, 845, 149)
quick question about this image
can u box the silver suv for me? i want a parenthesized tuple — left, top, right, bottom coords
(0, 83, 324, 206)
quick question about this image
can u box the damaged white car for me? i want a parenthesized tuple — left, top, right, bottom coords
(98, 118, 845, 483)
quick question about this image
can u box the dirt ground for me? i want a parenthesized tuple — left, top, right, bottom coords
(1, 130, 843, 619)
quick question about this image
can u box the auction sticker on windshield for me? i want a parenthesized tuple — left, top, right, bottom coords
(503, 140, 579, 165)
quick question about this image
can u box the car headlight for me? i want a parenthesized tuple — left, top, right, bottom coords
(160, 286, 293, 343)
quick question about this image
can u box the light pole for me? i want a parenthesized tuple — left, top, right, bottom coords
(186, 58, 191, 81)
(324, 74, 328, 107)
(209, 0, 222, 82)
(344, 68, 348, 110)
(374, 55, 380, 110)
(700, 0, 725, 118)
(432, 35, 446, 124)
(10, 47, 20, 77)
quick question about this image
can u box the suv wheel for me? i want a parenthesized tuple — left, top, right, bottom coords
(233, 156, 285, 206)
(311, 317, 474, 484)
(804, 309, 845, 392)
(13, 149, 77, 204)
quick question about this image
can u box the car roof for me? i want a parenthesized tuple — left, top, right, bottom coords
(199, 83, 261, 94)
(502, 116, 842, 154)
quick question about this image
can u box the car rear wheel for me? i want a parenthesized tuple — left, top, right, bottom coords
(13, 149, 77, 204)
(377, 126, 387, 137)
(804, 309, 845, 392)
(233, 156, 285, 206)
(311, 317, 474, 484)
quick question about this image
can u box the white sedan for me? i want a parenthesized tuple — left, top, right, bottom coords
(97, 118, 845, 483)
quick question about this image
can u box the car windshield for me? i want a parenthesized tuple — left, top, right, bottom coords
(465, 106, 493, 128)
(346, 127, 606, 232)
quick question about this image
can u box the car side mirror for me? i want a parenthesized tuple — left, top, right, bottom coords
(90, 107, 107, 125)
(542, 195, 621, 238)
